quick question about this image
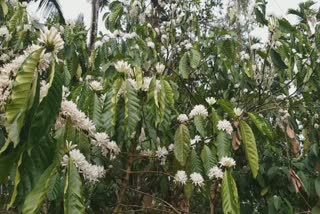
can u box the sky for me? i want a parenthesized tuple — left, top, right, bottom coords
(27, 0, 320, 41)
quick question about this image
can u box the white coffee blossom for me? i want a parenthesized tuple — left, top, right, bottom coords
(38, 27, 64, 54)
(189, 105, 208, 118)
(190, 135, 201, 147)
(90, 80, 103, 91)
(190, 172, 204, 187)
(60, 100, 96, 133)
(206, 97, 216, 105)
(219, 157, 236, 168)
(208, 166, 223, 179)
(155, 63, 165, 74)
(234, 107, 243, 116)
(63, 149, 106, 183)
(156, 146, 168, 165)
(217, 120, 233, 135)
(177, 114, 188, 123)
(114, 60, 132, 74)
(168, 143, 174, 151)
(174, 170, 188, 185)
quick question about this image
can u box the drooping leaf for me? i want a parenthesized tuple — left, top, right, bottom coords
(179, 52, 189, 79)
(0, 0, 8, 16)
(239, 120, 259, 178)
(216, 131, 231, 159)
(201, 145, 217, 174)
(189, 49, 201, 69)
(221, 170, 240, 214)
(8, 153, 23, 208)
(247, 112, 273, 139)
(194, 115, 206, 137)
(123, 80, 141, 137)
(254, 7, 268, 26)
(22, 162, 59, 214)
(6, 48, 43, 147)
(270, 49, 288, 70)
(27, 66, 63, 147)
(217, 99, 236, 119)
(64, 159, 85, 214)
(174, 124, 190, 166)
(187, 149, 202, 173)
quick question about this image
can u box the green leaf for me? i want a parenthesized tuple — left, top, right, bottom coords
(278, 18, 295, 33)
(184, 182, 194, 199)
(174, 124, 190, 166)
(187, 149, 202, 173)
(0, 0, 8, 16)
(22, 162, 58, 214)
(254, 7, 268, 26)
(216, 131, 231, 159)
(194, 115, 206, 137)
(315, 177, 320, 197)
(239, 120, 259, 178)
(161, 79, 174, 107)
(217, 99, 236, 119)
(247, 112, 273, 139)
(64, 159, 85, 214)
(106, 1, 123, 31)
(111, 78, 123, 128)
(189, 49, 201, 69)
(27, 66, 63, 147)
(179, 52, 189, 79)
(6, 48, 43, 147)
(270, 49, 288, 70)
(8, 153, 23, 208)
(221, 170, 240, 214)
(123, 80, 141, 137)
(201, 145, 216, 174)
(303, 68, 313, 83)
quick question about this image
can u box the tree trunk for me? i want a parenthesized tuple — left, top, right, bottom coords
(88, 0, 99, 54)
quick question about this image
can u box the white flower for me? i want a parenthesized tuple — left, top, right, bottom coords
(39, 80, 50, 102)
(177, 114, 188, 123)
(147, 41, 155, 49)
(60, 100, 96, 133)
(142, 77, 152, 91)
(155, 63, 165, 74)
(168, 143, 174, 151)
(174, 170, 188, 185)
(217, 120, 233, 135)
(190, 135, 201, 147)
(185, 43, 193, 49)
(190, 172, 204, 187)
(208, 166, 223, 179)
(67, 149, 106, 183)
(114, 60, 132, 74)
(233, 107, 243, 117)
(219, 157, 236, 168)
(106, 141, 121, 160)
(189, 105, 208, 118)
(38, 27, 64, 54)
(156, 146, 168, 158)
(90, 80, 103, 91)
(206, 97, 216, 105)
(0, 26, 10, 39)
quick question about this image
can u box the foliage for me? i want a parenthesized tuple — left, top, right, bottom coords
(0, 0, 320, 213)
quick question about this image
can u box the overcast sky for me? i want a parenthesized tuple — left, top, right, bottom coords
(27, 0, 320, 41)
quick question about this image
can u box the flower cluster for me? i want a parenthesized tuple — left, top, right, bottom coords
(91, 132, 120, 160)
(206, 97, 216, 105)
(155, 146, 169, 165)
(219, 156, 236, 168)
(208, 166, 223, 179)
(0, 45, 46, 107)
(60, 100, 96, 133)
(189, 105, 208, 118)
(208, 157, 236, 180)
(174, 171, 204, 187)
(177, 114, 188, 123)
(62, 149, 106, 183)
(38, 27, 64, 54)
(217, 119, 233, 135)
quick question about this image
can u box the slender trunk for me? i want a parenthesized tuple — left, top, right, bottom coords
(210, 181, 220, 214)
(89, 0, 99, 54)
